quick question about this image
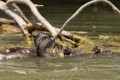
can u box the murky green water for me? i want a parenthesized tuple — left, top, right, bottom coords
(0, 2, 120, 80)
(0, 55, 120, 80)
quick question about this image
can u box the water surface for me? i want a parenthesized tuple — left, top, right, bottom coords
(0, 55, 120, 80)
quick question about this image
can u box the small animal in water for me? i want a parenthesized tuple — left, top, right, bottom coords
(62, 46, 84, 56)
(34, 33, 55, 58)
(0, 33, 55, 60)
(91, 46, 114, 55)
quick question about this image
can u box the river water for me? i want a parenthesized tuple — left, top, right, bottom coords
(0, 2, 120, 80)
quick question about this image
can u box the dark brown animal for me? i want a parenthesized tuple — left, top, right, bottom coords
(35, 33, 54, 58)
(91, 46, 114, 55)
(62, 46, 84, 56)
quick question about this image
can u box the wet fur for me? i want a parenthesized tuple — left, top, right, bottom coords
(35, 33, 54, 58)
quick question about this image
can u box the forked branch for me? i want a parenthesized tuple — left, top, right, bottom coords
(56, 0, 120, 37)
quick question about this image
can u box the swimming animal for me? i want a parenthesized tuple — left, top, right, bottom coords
(0, 33, 55, 60)
(91, 46, 114, 55)
(34, 33, 55, 58)
(62, 46, 84, 56)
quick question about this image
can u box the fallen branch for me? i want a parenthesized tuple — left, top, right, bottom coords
(35, 4, 44, 8)
(0, 0, 29, 35)
(28, 23, 81, 42)
(0, 18, 15, 24)
(57, 0, 120, 37)
(13, 4, 30, 23)
(6, 0, 58, 36)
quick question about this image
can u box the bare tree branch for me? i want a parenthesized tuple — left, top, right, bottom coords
(0, 0, 29, 35)
(6, 0, 58, 36)
(57, 0, 120, 37)
(13, 4, 30, 23)
(35, 4, 44, 8)
(0, 18, 15, 24)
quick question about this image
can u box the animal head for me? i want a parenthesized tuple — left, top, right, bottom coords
(35, 33, 55, 57)
(91, 46, 101, 54)
(62, 46, 71, 56)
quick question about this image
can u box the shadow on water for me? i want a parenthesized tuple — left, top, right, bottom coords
(0, 1, 120, 80)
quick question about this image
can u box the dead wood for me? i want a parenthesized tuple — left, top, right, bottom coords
(27, 22, 81, 43)
(6, 0, 58, 36)
(57, 0, 120, 37)
(12, 4, 30, 23)
(0, 18, 15, 24)
(0, 0, 29, 35)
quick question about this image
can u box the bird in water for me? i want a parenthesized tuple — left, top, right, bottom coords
(91, 46, 114, 55)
